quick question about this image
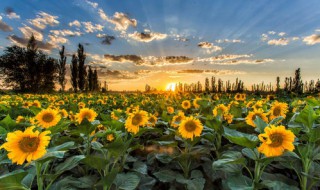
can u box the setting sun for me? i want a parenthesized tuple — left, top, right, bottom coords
(166, 83, 176, 91)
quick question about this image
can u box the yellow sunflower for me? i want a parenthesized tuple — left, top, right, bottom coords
(181, 100, 191, 110)
(76, 108, 98, 123)
(36, 109, 61, 128)
(245, 109, 268, 127)
(258, 125, 295, 157)
(59, 109, 68, 118)
(171, 111, 186, 128)
(212, 104, 229, 117)
(0, 126, 51, 165)
(16, 116, 25, 123)
(167, 106, 175, 114)
(147, 115, 158, 127)
(31, 100, 41, 108)
(106, 134, 115, 142)
(193, 98, 201, 109)
(178, 116, 203, 140)
(125, 110, 149, 134)
(223, 113, 233, 124)
(269, 101, 288, 120)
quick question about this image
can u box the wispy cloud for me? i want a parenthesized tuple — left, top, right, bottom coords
(216, 39, 243, 43)
(7, 35, 54, 51)
(0, 16, 13, 32)
(19, 25, 43, 41)
(28, 12, 59, 29)
(198, 41, 222, 53)
(82, 22, 103, 33)
(267, 38, 289, 46)
(5, 8, 20, 19)
(303, 34, 320, 45)
(128, 31, 167, 42)
(69, 20, 81, 27)
(50, 29, 82, 37)
(98, 9, 137, 31)
(85, 0, 98, 8)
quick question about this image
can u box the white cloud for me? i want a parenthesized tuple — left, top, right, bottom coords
(219, 59, 274, 65)
(50, 29, 82, 36)
(278, 32, 286, 36)
(261, 33, 268, 41)
(19, 26, 43, 41)
(267, 38, 289, 46)
(268, 31, 276, 35)
(28, 12, 59, 29)
(47, 34, 68, 47)
(198, 42, 222, 53)
(86, 0, 98, 8)
(69, 20, 81, 27)
(82, 22, 104, 33)
(292, 37, 300, 41)
(0, 17, 13, 32)
(216, 39, 243, 43)
(98, 9, 137, 31)
(198, 54, 252, 62)
(128, 31, 167, 42)
(303, 34, 320, 45)
(7, 12, 20, 19)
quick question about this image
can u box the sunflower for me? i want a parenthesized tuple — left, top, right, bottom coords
(258, 125, 295, 157)
(31, 100, 41, 108)
(59, 109, 68, 118)
(36, 109, 61, 128)
(223, 113, 233, 124)
(0, 126, 51, 165)
(266, 95, 276, 101)
(212, 104, 229, 117)
(16, 116, 25, 123)
(181, 100, 191, 110)
(269, 101, 288, 120)
(178, 116, 203, 140)
(171, 111, 186, 128)
(76, 108, 98, 123)
(167, 106, 175, 114)
(147, 115, 158, 127)
(125, 110, 149, 134)
(78, 102, 86, 109)
(245, 109, 268, 127)
(106, 134, 115, 142)
(252, 100, 264, 111)
(193, 98, 201, 109)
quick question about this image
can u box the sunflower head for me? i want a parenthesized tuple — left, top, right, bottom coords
(125, 110, 149, 134)
(76, 108, 98, 124)
(193, 98, 201, 109)
(178, 116, 203, 140)
(167, 106, 175, 114)
(0, 126, 51, 165)
(181, 100, 191, 110)
(213, 104, 229, 117)
(36, 109, 61, 128)
(147, 115, 158, 127)
(171, 111, 186, 128)
(245, 109, 268, 127)
(16, 116, 25, 123)
(269, 101, 288, 120)
(258, 125, 295, 157)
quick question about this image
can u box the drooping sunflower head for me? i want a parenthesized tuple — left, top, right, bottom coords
(171, 111, 186, 128)
(212, 104, 229, 117)
(76, 108, 98, 124)
(178, 116, 203, 140)
(245, 109, 268, 127)
(269, 101, 288, 120)
(0, 126, 51, 165)
(125, 110, 149, 134)
(181, 100, 191, 110)
(36, 109, 61, 128)
(258, 125, 295, 157)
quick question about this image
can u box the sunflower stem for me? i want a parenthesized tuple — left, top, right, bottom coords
(36, 162, 44, 190)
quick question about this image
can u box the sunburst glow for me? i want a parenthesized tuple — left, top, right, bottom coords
(166, 83, 176, 91)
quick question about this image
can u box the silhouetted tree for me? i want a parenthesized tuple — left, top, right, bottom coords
(77, 44, 86, 91)
(293, 68, 303, 94)
(276, 76, 280, 93)
(205, 77, 210, 92)
(211, 76, 216, 92)
(58, 45, 67, 92)
(88, 66, 93, 91)
(70, 54, 78, 92)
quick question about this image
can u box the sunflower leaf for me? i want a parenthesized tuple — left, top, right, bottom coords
(0, 170, 28, 190)
(223, 127, 259, 148)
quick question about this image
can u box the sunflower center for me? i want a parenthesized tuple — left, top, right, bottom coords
(273, 107, 281, 116)
(132, 114, 142, 125)
(236, 95, 240, 98)
(19, 137, 40, 152)
(184, 102, 189, 107)
(184, 120, 196, 132)
(269, 133, 283, 147)
(42, 113, 54, 123)
(149, 117, 156, 123)
(175, 116, 182, 122)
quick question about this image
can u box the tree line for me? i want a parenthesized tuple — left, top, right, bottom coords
(0, 35, 100, 93)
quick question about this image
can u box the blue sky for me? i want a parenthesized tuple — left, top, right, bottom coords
(0, 0, 320, 90)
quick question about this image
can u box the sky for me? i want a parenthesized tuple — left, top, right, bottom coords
(0, 0, 320, 91)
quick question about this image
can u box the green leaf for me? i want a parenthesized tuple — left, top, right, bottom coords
(132, 161, 148, 175)
(48, 141, 75, 152)
(223, 127, 259, 148)
(269, 116, 285, 125)
(0, 115, 16, 131)
(55, 155, 85, 174)
(0, 170, 28, 190)
(309, 127, 320, 142)
(105, 137, 128, 157)
(212, 151, 246, 174)
(253, 116, 268, 133)
(261, 180, 299, 190)
(223, 175, 253, 190)
(49, 176, 96, 190)
(295, 105, 318, 130)
(36, 151, 65, 164)
(242, 148, 257, 160)
(114, 173, 140, 190)
(153, 169, 177, 182)
(82, 155, 108, 170)
(186, 178, 205, 190)
(155, 153, 174, 164)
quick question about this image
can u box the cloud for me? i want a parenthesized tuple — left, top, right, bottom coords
(261, 33, 268, 41)
(47, 34, 68, 47)
(268, 31, 276, 35)
(7, 35, 54, 51)
(278, 32, 286, 36)
(82, 21, 103, 33)
(176, 69, 246, 75)
(28, 11, 59, 29)
(50, 29, 82, 37)
(219, 59, 274, 65)
(19, 26, 43, 41)
(69, 20, 81, 27)
(5, 7, 20, 19)
(128, 31, 167, 42)
(0, 17, 13, 32)
(85, 0, 98, 8)
(267, 38, 289, 46)
(104, 54, 144, 65)
(198, 54, 252, 62)
(216, 39, 243, 43)
(303, 34, 320, 45)
(100, 35, 116, 45)
(98, 9, 137, 31)
(198, 42, 222, 53)
(292, 37, 300, 41)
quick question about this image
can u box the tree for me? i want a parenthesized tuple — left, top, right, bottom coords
(205, 77, 210, 92)
(293, 68, 303, 94)
(70, 54, 78, 92)
(77, 44, 87, 91)
(58, 46, 67, 92)
(276, 76, 280, 93)
(93, 69, 99, 91)
(88, 66, 93, 91)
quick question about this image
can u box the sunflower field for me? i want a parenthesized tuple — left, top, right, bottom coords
(0, 92, 320, 190)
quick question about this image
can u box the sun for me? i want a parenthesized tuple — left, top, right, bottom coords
(166, 83, 176, 91)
